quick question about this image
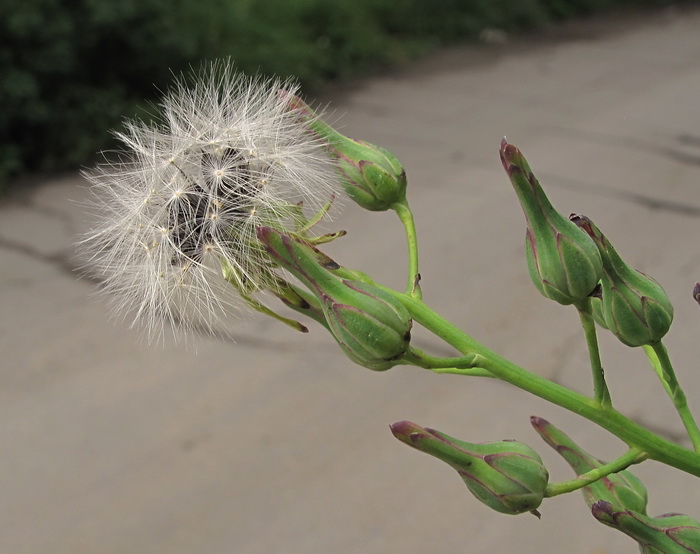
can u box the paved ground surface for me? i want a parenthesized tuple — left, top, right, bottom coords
(3, 6, 700, 553)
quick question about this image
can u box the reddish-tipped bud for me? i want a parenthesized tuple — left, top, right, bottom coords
(571, 214, 673, 347)
(258, 227, 411, 370)
(592, 501, 700, 552)
(500, 141, 603, 305)
(391, 421, 548, 515)
(285, 93, 407, 211)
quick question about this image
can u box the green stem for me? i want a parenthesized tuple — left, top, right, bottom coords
(392, 199, 422, 299)
(545, 448, 647, 498)
(386, 291, 700, 477)
(641, 344, 673, 397)
(646, 342, 700, 452)
(576, 302, 612, 407)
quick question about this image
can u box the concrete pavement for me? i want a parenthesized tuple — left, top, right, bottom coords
(3, 6, 700, 553)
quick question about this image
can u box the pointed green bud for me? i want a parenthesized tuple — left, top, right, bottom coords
(592, 501, 700, 553)
(322, 279, 412, 370)
(531, 417, 648, 514)
(284, 92, 407, 211)
(391, 421, 548, 515)
(258, 227, 411, 370)
(571, 214, 674, 347)
(499, 140, 603, 305)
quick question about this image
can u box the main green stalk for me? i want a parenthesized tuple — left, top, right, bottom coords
(387, 291, 700, 478)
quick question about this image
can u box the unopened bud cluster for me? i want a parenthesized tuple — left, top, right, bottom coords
(500, 141, 674, 347)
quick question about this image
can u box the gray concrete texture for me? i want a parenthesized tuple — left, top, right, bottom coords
(2, 7, 700, 553)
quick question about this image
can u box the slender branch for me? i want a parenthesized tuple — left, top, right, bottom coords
(575, 302, 612, 407)
(642, 344, 673, 397)
(545, 448, 647, 498)
(401, 347, 495, 377)
(392, 199, 422, 299)
(645, 342, 700, 452)
(428, 367, 495, 377)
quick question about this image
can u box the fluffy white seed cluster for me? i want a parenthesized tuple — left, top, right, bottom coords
(80, 63, 339, 342)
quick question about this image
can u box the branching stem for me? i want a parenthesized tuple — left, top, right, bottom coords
(384, 290, 700, 478)
(545, 448, 647, 498)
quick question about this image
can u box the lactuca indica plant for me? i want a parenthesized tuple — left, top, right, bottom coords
(80, 61, 700, 552)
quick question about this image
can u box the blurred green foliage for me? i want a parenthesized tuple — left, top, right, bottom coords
(0, 0, 688, 191)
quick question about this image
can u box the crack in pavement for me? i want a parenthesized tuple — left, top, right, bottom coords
(631, 415, 692, 446)
(543, 328, 583, 384)
(546, 126, 700, 168)
(12, 193, 82, 232)
(0, 235, 85, 283)
(541, 171, 700, 217)
(0, 215, 337, 355)
(535, 126, 700, 217)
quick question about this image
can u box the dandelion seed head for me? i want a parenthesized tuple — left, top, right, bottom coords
(80, 61, 340, 343)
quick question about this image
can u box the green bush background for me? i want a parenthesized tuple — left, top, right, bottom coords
(0, 0, 690, 192)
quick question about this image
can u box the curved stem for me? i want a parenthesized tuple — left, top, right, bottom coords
(575, 302, 612, 407)
(642, 344, 673, 397)
(392, 199, 422, 299)
(646, 342, 700, 452)
(401, 347, 495, 377)
(428, 367, 495, 377)
(386, 291, 700, 477)
(545, 448, 647, 498)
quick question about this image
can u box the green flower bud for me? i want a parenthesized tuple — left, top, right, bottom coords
(258, 227, 411, 370)
(284, 92, 407, 211)
(499, 140, 603, 305)
(571, 214, 674, 347)
(391, 421, 548, 515)
(592, 501, 700, 553)
(323, 280, 412, 370)
(531, 417, 647, 514)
